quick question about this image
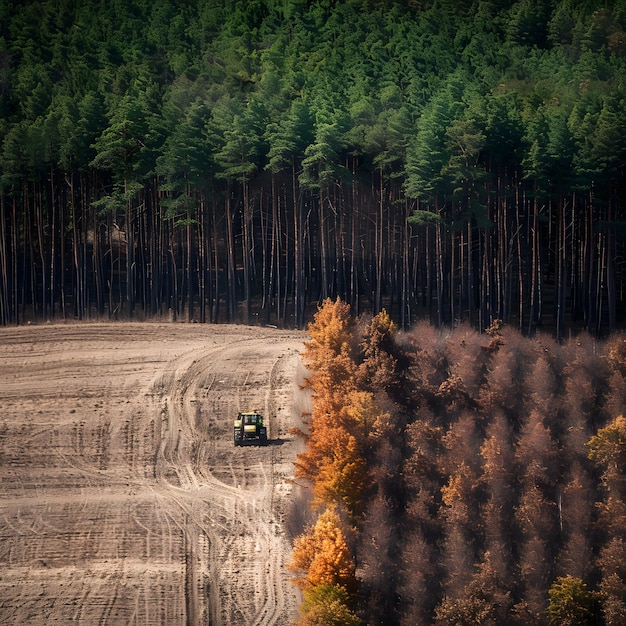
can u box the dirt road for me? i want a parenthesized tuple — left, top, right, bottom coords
(0, 323, 309, 625)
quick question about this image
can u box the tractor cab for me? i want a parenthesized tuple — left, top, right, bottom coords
(234, 411, 268, 446)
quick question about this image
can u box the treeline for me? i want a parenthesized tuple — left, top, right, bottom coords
(291, 298, 626, 625)
(1, 0, 626, 334)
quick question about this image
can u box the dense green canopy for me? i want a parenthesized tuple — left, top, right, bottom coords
(1, 0, 625, 334)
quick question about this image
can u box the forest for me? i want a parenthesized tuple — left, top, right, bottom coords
(1, 0, 626, 335)
(290, 298, 626, 625)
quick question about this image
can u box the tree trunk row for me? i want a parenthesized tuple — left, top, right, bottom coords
(0, 168, 623, 334)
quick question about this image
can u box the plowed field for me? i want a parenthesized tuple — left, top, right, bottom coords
(0, 323, 309, 625)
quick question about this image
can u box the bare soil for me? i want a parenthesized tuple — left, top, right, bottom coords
(0, 322, 310, 625)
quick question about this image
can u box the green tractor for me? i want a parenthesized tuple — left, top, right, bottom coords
(234, 411, 268, 446)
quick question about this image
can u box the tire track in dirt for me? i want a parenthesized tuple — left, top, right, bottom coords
(0, 324, 305, 625)
(153, 334, 304, 626)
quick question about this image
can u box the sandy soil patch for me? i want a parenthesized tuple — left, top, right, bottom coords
(0, 322, 309, 625)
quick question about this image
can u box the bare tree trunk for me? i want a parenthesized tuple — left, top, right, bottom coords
(401, 200, 411, 329)
(273, 183, 282, 324)
(425, 224, 432, 319)
(528, 190, 539, 335)
(516, 182, 524, 332)
(468, 218, 476, 326)
(92, 190, 103, 317)
(435, 198, 444, 327)
(277, 183, 286, 323)
(336, 183, 347, 303)
(260, 185, 268, 320)
(595, 229, 605, 336)
(350, 158, 358, 316)
(585, 190, 595, 333)
(198, 192, 205, 323)
(570, 191, 581, 325)
(0, 194, 9, 325)
(319, 186, 328, 299)
(242, 180, 251, 324)
(125, 180, 134, 317)
(68, 173, 82, 320)
(225, 184, 236, 322)
(458, 223, 464, 323)
(450, 228, 456, 324)
(375, 166, 384, 314)
(480, 230, 488, 331)
(25, 185, 35, 319)
(212, 193, 221, 323)
(606, 186, 616, 332)
(292, 161, 303, 327)
(107, 213, 114, 318)
(11, 195, 19, 324)
(49, 165, 57, 320)
(34, 182, 48, 320)
(500, 173, 514, 324)
(555, 195, 567, 341)
(186, 194, 193, 322)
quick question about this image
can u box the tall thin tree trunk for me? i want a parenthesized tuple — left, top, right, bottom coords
(350, 159, 358, 316)
(467, 219, 474, 325)
(528, 190, 539, 335)
(49, 165, 57, 320)
(271, 181, 280, 323)
(212, 192, 221, 323)
(34, 182, 48, 320)
(435, 198, 444, 327)
(319, 186, 328, 299)
(596, 230, 605, 336)
(450, 228, 456, 324)
(375, 166, 384, 314)
(242, 180, 250, 324)
(458, 223, 464, 323)
(586, 190, 595, 333)
(516, 182, 524, 332)
(261, 180, 269, 319)
(293, 158, 303, 328)
(401, 200, 411, 329)
(186, 194, 193, 322)
(0, 194, 8, 325)
(225, 185, 236, 322)
(606, 187, 616, 332)
(11, 195, 19, 324)
(68, 173, 82, 320)
(198, 191, 208, 324)
(556, 196, 566, 341)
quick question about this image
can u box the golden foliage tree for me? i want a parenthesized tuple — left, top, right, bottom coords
(288, 508, 358, 596)
(313, 430, 369, 515)
(304, 297, 355, 374)
(588, 416, 626, 623)
(587, 415, 626, 483)
(297, 298, 377, 516)
(295, 388, 378, 516)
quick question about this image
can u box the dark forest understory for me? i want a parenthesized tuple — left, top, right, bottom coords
(2, 168, 624, 336)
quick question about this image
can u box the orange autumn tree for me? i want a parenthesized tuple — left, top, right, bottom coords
(303, 297, 355, 374)
(288, 507, 358, 595)
(588, 415, 626, 623)
(296, 298, 377, 517)
(296, 388, 381, 515)
(289, 507, 361, 625)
